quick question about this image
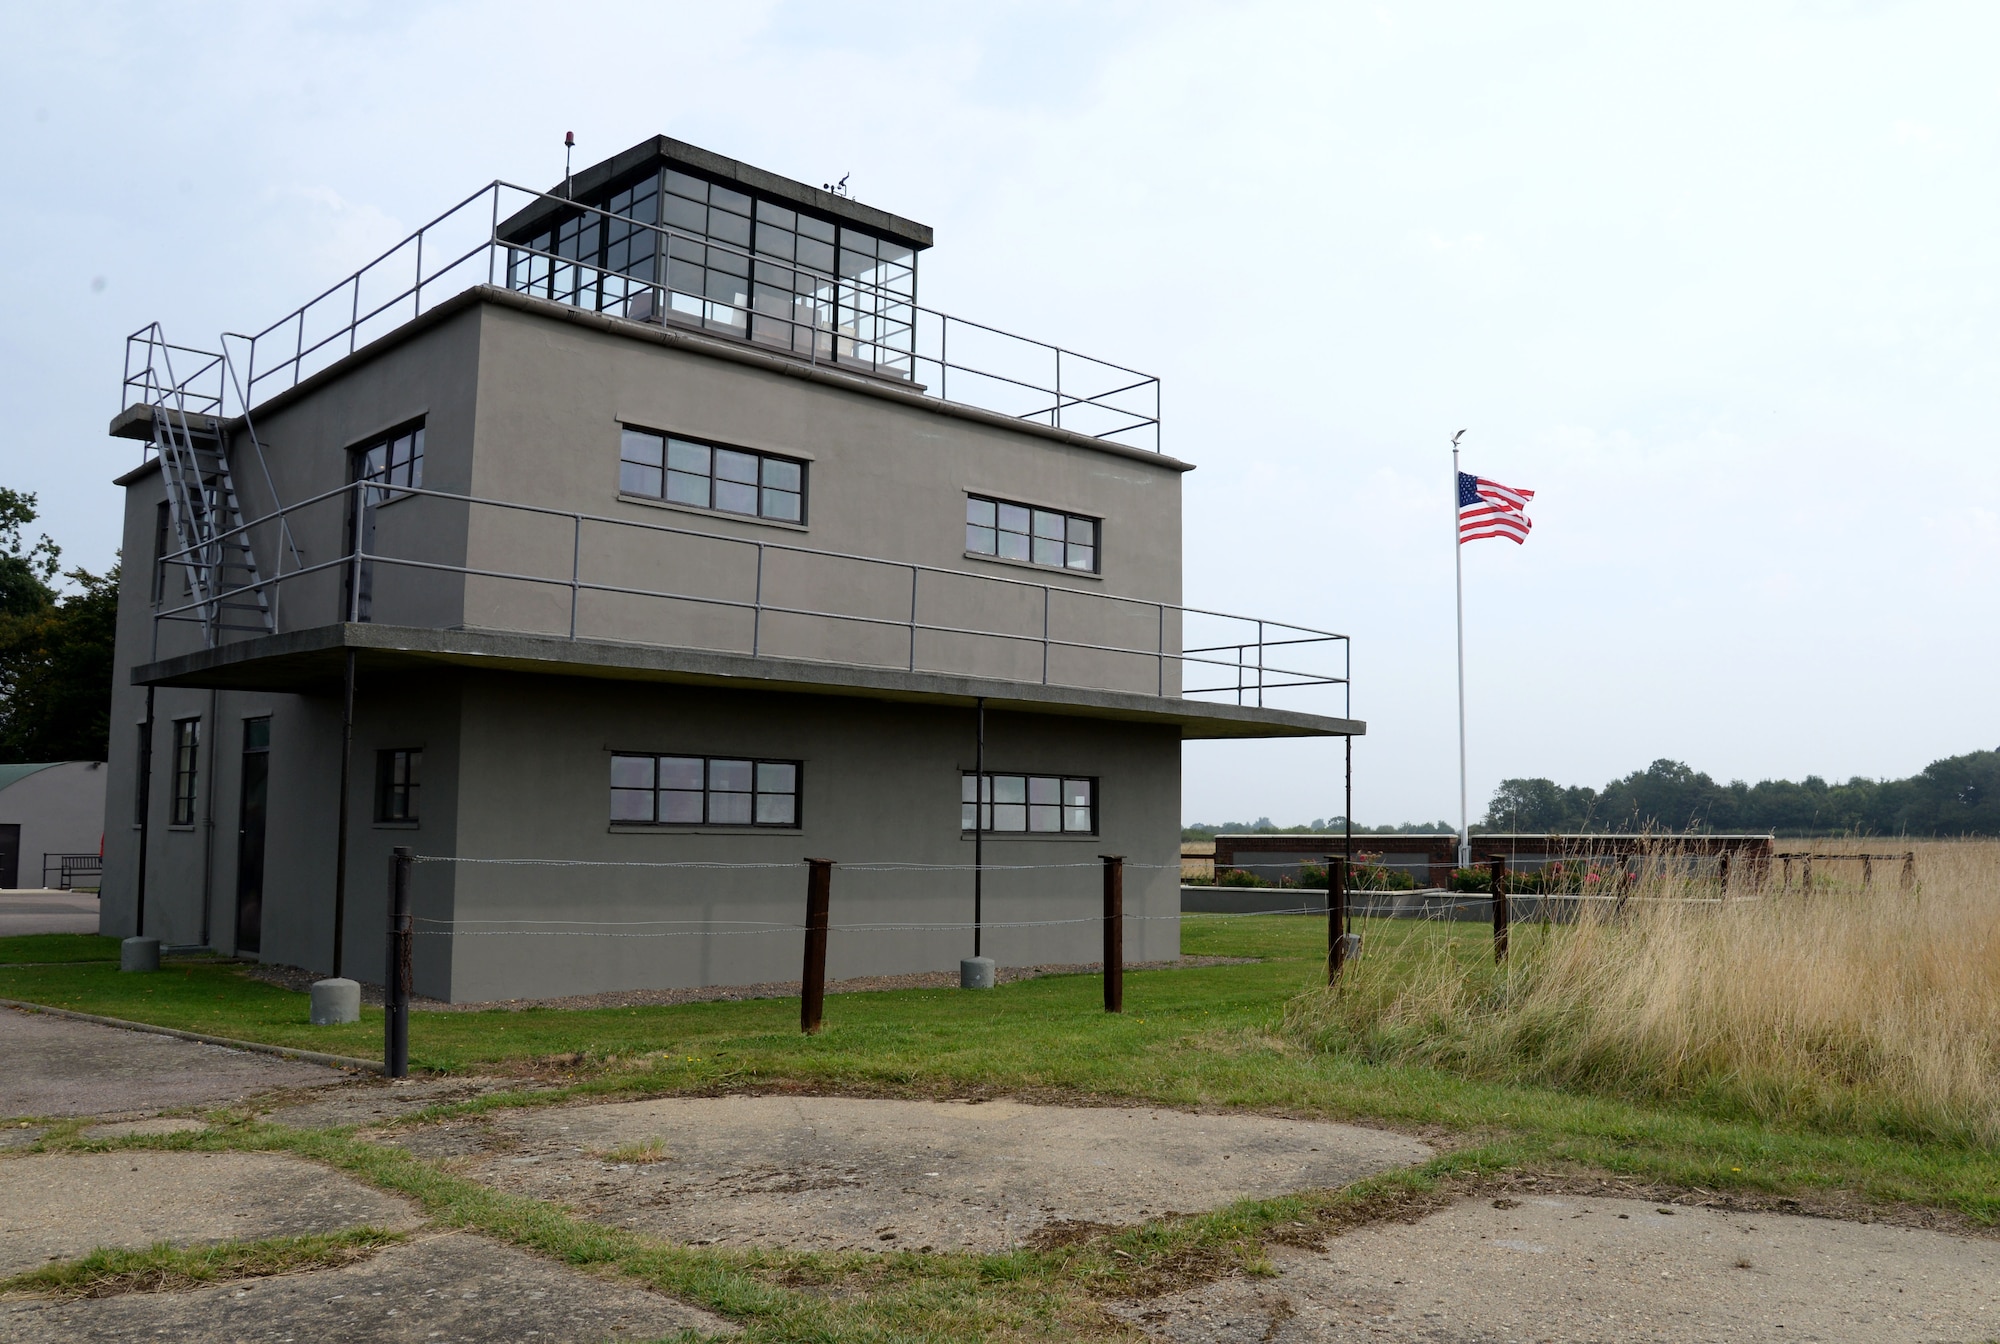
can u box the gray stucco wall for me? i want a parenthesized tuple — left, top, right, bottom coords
(438, 672, 1180, 1003)
(0, 762, 108, 887)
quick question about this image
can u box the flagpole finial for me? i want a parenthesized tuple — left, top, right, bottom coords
(1451, 429, 1466, 447)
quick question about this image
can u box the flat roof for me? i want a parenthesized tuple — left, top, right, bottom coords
(131, 623, 1362, 742)
(499, 135, 933, 254)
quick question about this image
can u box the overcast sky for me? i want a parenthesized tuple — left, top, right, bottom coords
(4, 1, 1995, 827)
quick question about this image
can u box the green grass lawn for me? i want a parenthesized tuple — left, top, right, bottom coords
(4, 915, 1995, 1224)
(0, 933, 122, 965)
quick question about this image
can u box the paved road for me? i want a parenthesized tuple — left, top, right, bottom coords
(0, 890, 98, 937)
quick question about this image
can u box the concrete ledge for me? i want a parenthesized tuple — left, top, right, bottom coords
(134, 623, 1364, 741)
(0, 998, 383, 1074)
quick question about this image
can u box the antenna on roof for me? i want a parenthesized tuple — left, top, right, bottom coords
(823, 172, 850, 198)
(563, 131, 576, 199)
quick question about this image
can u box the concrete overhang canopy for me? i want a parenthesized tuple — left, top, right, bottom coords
(132, 624, 1362, 741)
(498, 135, 933, 255)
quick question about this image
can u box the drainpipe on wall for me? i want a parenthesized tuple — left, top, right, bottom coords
(135, 686, 155, 938)
(198, 687, 218, 948)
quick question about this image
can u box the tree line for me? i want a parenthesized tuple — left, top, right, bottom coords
(0, 489, 118, 763)
(1484, 754, 2000, 837)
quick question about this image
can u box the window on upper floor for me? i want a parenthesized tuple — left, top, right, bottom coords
(961, 773, 1096, 834)
(355, 424, 425, 498)
(610, 753, 800, 827)
(620, 428, 805, 524)
(965, 495, 1097, 572)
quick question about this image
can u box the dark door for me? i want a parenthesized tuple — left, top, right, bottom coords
(235, 718, 270, 952)
(0, 824, 18, 889)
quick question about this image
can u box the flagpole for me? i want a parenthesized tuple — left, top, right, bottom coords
(1452, 431, 1470, 870)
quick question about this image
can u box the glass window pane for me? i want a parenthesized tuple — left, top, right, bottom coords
(756, 761, 796, 794)
(756, 201, 796, 229)
(991, 775, 1026, 804)
(879, 242, 915, 267)
(967, 524, 996, 554)
(1029, 804, 1061, 832)
(714, 449, 759, 483)
(708, 759, 753, 792)
(1066, 544, 1095, 572)
(660, 790, 703, 823)
(664, 170, 707, 200)
(992, 803, 1027, 832)
(796, 237, 835, 274)
(761, 458, 801, 492)
(708, 208, 750, 248)
(798, 214, 836, 243)
(715, 480, 757, 514)
(761, 488, 801, 522)
(621, 428, 664, 467)
(962, 774, 979, 803)
(658, 756, 703, 789)
(666, 439, 710, 474)
(620, 461, 662, 497)
(662, 193, 704, 233)
(1064, 805, 1092, 832)
(610, 788, 654, 822)
(710, 184, 752, 216)
(243, 717, 270, 751)
(667, 471, 710, 508)
(1032, 537, 1062, 566)
(1032, 510, 1065, 539)
(998, 530, 1030, 562)
(1064, 778, 1092, 807)
(755, 227, 794, 260)
(610, 755, 656, 788)
(966, 497, 996, 527)
(755, 793, 795, 825)
(1028, 776, 1060, 804)
(708, 791, 752, 825)
(1067, 516, 1095, 545)
(996, 502, 1030, 535)
(962, 801, 977, 830)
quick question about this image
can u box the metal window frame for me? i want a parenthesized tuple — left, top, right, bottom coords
(967, 493, 1099, 575)
(618, 423, 808, 525)
(170, 716, 201, 826)
(961, 771, 1097, 836)
(610, 751, 804, 829)
(374, 747, 422, 824)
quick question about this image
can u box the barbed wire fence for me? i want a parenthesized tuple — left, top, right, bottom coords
(371, 845, 1921, 1076)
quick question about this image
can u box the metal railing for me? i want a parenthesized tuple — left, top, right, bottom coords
(151, 481, 1347, 713)
(122, 181, 1161, 451)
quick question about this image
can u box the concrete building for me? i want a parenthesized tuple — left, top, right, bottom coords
(102, 136, 1359, 1000)
(0, 762, 108, 889)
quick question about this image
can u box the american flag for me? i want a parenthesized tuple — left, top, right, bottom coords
(1458, 472, 1534, 544)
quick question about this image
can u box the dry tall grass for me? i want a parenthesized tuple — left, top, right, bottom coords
(1287, 840, 2000, 1145)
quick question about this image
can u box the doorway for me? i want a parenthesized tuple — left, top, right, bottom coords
(0, 824, 19, 890)
(235, 717, 270, 953)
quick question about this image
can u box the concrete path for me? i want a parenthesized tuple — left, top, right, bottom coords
(1114, 1193, 2000, 1342)
(450, 1095, 1434, 1252)
(0, 891, 98, 937)
(0, 1007, 348, 1118)
(0, 1231, 736, 1342)
(0, 1149, 424, 1276)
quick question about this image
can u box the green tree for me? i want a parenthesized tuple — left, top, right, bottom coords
(0, 489, 117, 763)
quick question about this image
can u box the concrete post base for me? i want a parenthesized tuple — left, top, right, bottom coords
(119, 937, 161, 973)
(959, 956, 995, 990)
(310, 978, 362, 1025)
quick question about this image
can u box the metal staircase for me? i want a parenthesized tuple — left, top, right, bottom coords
(128, 326, 288, 648)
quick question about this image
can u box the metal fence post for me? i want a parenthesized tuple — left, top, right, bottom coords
(1327, 855, 1348, 982)
(1101, 855, 1124, 1013)
(1901, 851, 1917, 890)
(1718, 850, 1731, 895)
(1490, 856, 1508, 965)
(1861, 855, 1873, 890)
(385, 846, 412, 1078)
(802, 858, 833, 1034)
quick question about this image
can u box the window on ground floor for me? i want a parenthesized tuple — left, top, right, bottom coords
(171, 717, 200, 825)
(375, 748, 422, 823)
(961, 773, 1095, 834)
(611, 754, 800, 826)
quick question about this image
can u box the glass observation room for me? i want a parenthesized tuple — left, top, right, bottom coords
(499, 137, 929, 381)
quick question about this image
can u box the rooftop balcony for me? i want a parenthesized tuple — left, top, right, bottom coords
(121, 170, 1161, 452)
(138, 480, 1353, 736)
